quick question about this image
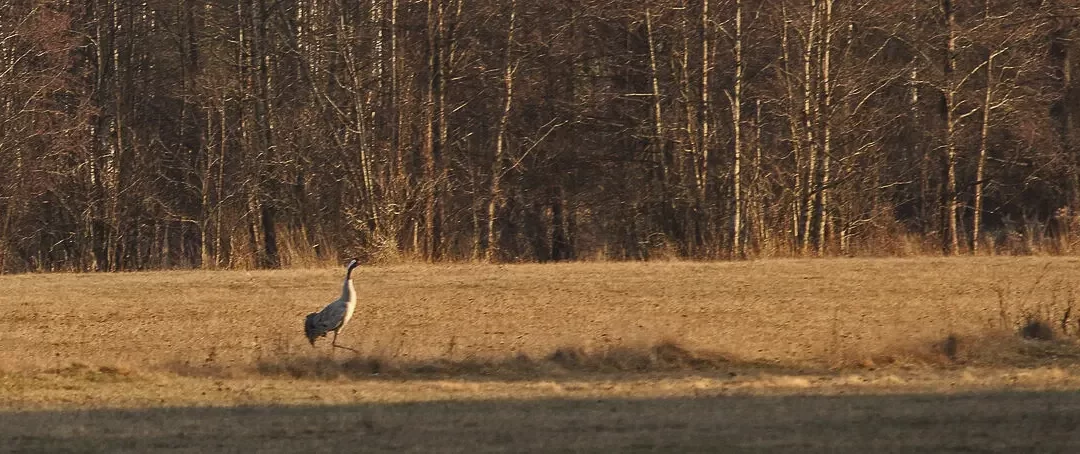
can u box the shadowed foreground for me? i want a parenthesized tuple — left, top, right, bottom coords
(4, 391, 1080, 453)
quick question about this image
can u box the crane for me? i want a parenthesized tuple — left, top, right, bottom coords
(304, 258, 360, 352)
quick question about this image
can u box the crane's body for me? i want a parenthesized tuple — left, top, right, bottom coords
(304, 259, 360, 350)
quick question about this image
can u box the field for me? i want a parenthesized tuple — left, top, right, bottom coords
(4, 257, 1080, 452)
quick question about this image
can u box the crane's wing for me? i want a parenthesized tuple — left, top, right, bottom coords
(304, 299, 348, 343)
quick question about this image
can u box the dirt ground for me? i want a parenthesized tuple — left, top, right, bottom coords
(4, 257, 1080, 452)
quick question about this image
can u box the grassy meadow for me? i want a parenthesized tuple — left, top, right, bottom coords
(4, 257, 1080, 451)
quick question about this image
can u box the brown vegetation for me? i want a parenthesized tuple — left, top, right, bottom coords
(6, 1, 1080, 271)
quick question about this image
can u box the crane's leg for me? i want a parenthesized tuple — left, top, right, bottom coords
(331, 330, 358, 353)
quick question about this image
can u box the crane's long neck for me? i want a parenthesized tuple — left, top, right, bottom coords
(341, 266, 357, 303)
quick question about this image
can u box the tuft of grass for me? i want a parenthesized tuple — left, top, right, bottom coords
(1020, 318, 1055, 341)
(940, 334, 961, 362)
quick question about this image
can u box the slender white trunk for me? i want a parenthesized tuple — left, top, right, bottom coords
(817, 0, 832, 256)
(696, 0, 711, 204)
(731, 0, 743, 257)
(646, 9, 666, 183)
(801, 0, 819, 255)
(974, 0, 994, 254)
(943, 0, 960, 255)
(973, 52, 992, 254)
(780, 8, 802, 250)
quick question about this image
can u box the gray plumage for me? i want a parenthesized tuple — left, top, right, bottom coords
(304, 258, 360, 350)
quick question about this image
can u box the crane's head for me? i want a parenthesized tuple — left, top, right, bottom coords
(342, 258, 361, 281)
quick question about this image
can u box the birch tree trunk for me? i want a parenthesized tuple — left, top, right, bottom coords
(423, 0, 445, 261)
(912, 2, 930, 236)
(646, 7, 676, 248)
(801, 0, 819, 255)
(1062, 28, 1076, 253)
(730, 0, 744, 258)
(973, 50, 994, 255)
(780, 7, 803, 251)
(487, 0, 516, 262)
(817, 0, 833, 256)
(646, 8, 666, 189)
(696, 0, 711, 253)
(942, 0, 960, 255)
(679, 16, 699, 253)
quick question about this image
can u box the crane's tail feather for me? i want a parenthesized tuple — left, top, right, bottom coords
(304, 312, 327, 346)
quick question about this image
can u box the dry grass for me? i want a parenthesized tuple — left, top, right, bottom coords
(6, 257, 1080, 451)
(8, 257, 1080, 372)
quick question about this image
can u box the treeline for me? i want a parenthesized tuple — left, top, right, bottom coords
(2, 0, 1080, 272)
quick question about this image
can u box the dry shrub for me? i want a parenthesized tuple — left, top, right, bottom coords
(255, 356, 382, 379)
(547, 347, 585, 369)
(867, 331, 1080, 368)
(991, 263, 1080, 339)
(242, 341, 730, 380)
(42, 362, 136, 382)
(276, 230, 340, 269)
(251, 354, 541, 380)
(1019, 318, 1055, 341)
(843, 220, 938, 258)
(548, 342, 726, 372)
(652, 342, 721, 369)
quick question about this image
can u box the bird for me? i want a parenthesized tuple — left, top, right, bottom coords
(304, 258, 360, 352)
